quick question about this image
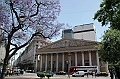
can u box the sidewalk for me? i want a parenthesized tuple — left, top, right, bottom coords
(4, 72, 111, 79)
(5, 75, 110, 79)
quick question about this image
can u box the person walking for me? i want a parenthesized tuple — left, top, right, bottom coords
(91, 71, 93, 78)
(95, 69, 97, 78)
(110, 70, 114, 79)
(7, 69, 10, 76)
(113, 70, 118, 79)
(10, 70, 13, 76)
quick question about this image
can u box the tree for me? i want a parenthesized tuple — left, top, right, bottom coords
(93, 0, 120, 78)
(93, 0, 120, 30)
(97, 29, 120, 79)
(0, 0, 64, 79)
(98, 29, 120, 64)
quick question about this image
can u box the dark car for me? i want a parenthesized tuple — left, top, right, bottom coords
(56, 71, 66, 75)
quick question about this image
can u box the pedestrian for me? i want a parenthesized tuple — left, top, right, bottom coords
(10, 70, 13, 76)
(86, 70, 89, 78)
(91, 71, 93, 78)
(110, 70, 114, 79)
(113, 70, 118, 79)
(95, 69, 97, 78)
(7, 69, 10, 76)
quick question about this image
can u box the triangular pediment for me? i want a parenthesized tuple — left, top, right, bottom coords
(37, 38, 98, 51)
(46, 38, 97, 49)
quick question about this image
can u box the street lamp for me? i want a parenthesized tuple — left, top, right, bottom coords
(66, 60, 70, 78)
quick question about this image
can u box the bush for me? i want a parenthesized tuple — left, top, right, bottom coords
(45, 73, 52, 77)
(37, 71, 53, 79)
(37, 72, 45, 78)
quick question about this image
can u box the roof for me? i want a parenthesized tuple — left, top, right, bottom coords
(36, 38, 99, 54)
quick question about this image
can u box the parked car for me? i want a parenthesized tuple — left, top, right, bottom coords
(56, 71, 66, 75)
(96, 72, 108, 77)
(13, 69, 20, 75)
(45, 71, 54, 76)
(72, 71, 85, 77)
(26, 70, 34, 73)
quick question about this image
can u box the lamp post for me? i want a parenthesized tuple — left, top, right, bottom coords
(66, 60, 70, 78)
(68, 53, 72, 78)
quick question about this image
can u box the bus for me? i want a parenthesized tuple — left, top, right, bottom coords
(69, 66, 98, 75)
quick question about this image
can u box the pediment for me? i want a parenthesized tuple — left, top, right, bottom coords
(39, 38, 98, 50)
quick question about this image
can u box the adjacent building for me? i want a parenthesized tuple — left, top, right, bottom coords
(0, 26, 6, 68)
(13, 36, 50, 71)
(62, 29, 74, 38)
(73, 23, 96, 41)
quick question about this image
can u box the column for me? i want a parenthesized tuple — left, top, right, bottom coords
(62, 53, 64, 71)
(89, 51, 92, 66)
(56, 53, 58, 72)
(40, 54, 42, 71)
(82, 51, 84, 66)
(51, 54, 53, 71)
(35, 55, 38, 72)
(75, 52, 77, 66)
(45, 54, 48, 71)
(96, 51, 100, 72)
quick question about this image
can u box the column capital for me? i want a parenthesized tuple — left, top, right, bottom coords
(68, 53, 72, 56)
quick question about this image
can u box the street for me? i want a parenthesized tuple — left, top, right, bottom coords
(5, 72, 111, 79)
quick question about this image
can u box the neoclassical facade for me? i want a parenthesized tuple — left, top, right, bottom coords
(13, 36, 50, 71)
(36, 38, 108, 73)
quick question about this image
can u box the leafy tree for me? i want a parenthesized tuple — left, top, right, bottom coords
(0, 0, 64, 79)
(97, 29, 120, 78)
(98, 29, 120, 64)
(93, 0, 120, 30)
(93, 0, 120, 78)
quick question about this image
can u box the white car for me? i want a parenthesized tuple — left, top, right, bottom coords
(13, 69, 20, 75)
(72, 71, 85, 77)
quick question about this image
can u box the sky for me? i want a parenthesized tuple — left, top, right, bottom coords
(51, 0, 109, 42)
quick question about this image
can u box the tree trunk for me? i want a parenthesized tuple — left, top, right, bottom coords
(0, 61, 7, 79)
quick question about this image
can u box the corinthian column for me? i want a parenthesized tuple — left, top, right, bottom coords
(40, 54, 42, 71)
(75, 52, 77, 66)
(51, 54, 53, 71)
(82, 52, 84, 66)
(96, 51, 100, 72)
(56, 53, 58, 72)
(62, 53, 64, 71)
(45, 54, 48, 71)
(89, 51, 92, 66)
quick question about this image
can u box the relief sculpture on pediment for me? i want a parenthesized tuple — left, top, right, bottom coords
(47, 40, 95, 49)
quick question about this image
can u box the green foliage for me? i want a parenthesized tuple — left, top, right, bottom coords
(93, 0, 120, 30)
(45, 73, 53, 77)
(37, 71, 53, 78)
(37, 72, 45, 77)
(98, 29, 120, 64)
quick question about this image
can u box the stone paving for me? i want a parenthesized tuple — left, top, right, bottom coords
(4, 72, 111, 79)
(5, 75, 111, 79)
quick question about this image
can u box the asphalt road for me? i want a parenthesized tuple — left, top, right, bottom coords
(5, 72, 111, 79)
